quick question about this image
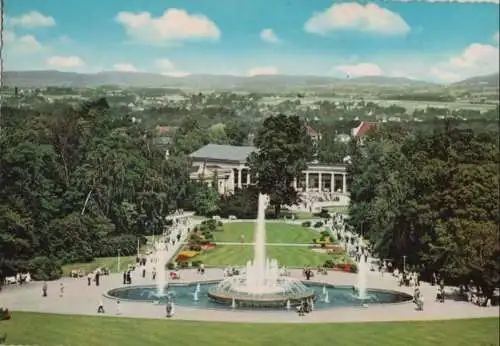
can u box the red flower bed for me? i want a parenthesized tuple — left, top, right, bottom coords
(201, 243, 216, 250)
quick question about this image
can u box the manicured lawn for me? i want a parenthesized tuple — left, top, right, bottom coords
(213, 222, 319, 243)
(61, 256, 136, 276)
(1, 312, 498, 346)
(194, 245, 341, 267)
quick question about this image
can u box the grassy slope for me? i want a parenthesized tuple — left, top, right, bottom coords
(61, 256, 137, 276)
(1, 312, 498, 346)
(195, 245, 341, 267)
(213, 222, 320, 243)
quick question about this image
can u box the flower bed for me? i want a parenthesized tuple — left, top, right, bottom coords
(176, 250, 199, 262)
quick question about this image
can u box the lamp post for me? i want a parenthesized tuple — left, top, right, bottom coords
(117, 249, 121, 273)
(403, 255, 407, 274)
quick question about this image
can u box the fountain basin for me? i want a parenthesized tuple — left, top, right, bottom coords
(105, 281, 413, 310)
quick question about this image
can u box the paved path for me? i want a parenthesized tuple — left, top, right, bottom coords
(2, 268, 497, 324)
(203, 242, 312, 247)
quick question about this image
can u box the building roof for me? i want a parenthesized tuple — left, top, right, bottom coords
(305, 125, 318, 136)
(352, 121, 377, 137)
(189, 144, 257, 164)
(157, 126, 177, 135)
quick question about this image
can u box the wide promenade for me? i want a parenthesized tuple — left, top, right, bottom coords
(1, 267, 497, 323)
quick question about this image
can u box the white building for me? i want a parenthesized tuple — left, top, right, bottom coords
(189, 144, 349, 199)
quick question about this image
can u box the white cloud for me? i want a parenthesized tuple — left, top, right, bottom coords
(4, 30, 43, 52)
(154, 58, 190, 77)
(9, 11, 56, 28)
(335, 63, 383, 77)
(430, 43, 499, 82)
(394, 0, 498, 3)
(247, 66, 279, 76)
(113, 63, 138, 72)
(305, 3, 410, 36)
(47, 56, 86, 69)
(115, 9, 220, 45)
(494, 31, 499, 44)
(260, 28, 281, 44)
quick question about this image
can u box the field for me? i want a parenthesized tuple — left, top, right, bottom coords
(213, 222, 319, 243)
(61, 256, 136, 276)
(194, 245, 339, 267)
(1, 312, 498, 346)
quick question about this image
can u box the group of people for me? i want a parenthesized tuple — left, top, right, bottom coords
(296, 298, 314, 316)
(303, 267, 314, 280)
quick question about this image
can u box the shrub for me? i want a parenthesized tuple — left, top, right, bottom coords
(329, 236, 334, 243)
(302, 221, 311, 227)
(191, 260, 203, 268)
(217, 221, 223, 227)
(320, 230, 329, 238)
(27, 256, 63, 281)
(166, 262, 175, 270)
(321, 243, 326, 248)
(179, 261, 189, 269)
(349, 263, 358, 273)
(324, 259, 335, 268)
(189, 244, 202, 252)
(313, 221, 323, 228)
(0, 308, 11, 321)
(312, 238, 317, 243)
(314, 209, 330, 219)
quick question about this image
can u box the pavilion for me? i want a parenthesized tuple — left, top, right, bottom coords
(188, 144, 348, 198)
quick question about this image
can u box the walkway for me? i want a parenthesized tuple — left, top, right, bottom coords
(200, 242, 312, 247)
(1, 268, 497, 324)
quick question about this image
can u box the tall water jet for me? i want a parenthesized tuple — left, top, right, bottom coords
(207, 193, 315, 308)
(357, 256, 368, 300)
(155, 240, 168, 297)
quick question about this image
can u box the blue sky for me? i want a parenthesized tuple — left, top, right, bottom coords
(3, 0, 499, 82)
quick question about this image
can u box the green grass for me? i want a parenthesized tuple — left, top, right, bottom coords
(213, 222, 319, 244)
(1, 312, 498, 346)
(61, 256, 136, 276)
(194, 245, 341, 267)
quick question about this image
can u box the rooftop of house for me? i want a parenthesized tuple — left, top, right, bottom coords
(157, 126, 177, 135)
(189, 144, 257, 164)
(352, 121, 377, 137)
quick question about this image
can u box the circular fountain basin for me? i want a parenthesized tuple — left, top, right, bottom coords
(206, 275, 315, 308)
(106, 281, 413, 310)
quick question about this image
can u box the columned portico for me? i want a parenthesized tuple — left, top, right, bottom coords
(188, 144, 349, 196)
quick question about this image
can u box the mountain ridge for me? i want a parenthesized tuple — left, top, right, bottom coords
(3, 70, 437, 89)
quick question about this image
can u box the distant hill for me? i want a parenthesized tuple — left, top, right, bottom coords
(3, 70, 436, 90)
(454, 73, 499, 87)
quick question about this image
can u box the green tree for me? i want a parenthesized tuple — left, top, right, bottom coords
(248, 114, 313, 217)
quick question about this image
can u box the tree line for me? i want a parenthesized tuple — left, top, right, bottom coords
(347, 120, 499, 296)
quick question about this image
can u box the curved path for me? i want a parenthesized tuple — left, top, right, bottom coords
(1, 268, 497, 323)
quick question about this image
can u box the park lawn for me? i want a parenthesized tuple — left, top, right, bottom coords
(194, 245, 341, 267)
(1, 312, 498, 346)
(61, 256, 136, 276)
(213, 222, 319, 244)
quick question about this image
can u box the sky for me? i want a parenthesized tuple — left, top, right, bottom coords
(2, 0, 499, 83)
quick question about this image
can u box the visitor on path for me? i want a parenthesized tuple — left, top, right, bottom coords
(87, 273, 92, 286)
(95, 271, 100, 286)
(59, 283, 64, 297)
(116, 300, 121, 315)
(152, 268, 156, 280)
(42, 282, 48, 297)
(97, 300, 105, 314)
(200, 263, 205, 275)
(122, 272, 127, 285)
(142, 268, 146, 278)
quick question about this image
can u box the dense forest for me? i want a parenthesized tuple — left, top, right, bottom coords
(347, 121, 499, 296)
(0, 99, 191, 280)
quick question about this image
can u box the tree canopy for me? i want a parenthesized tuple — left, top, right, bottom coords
(0, 99, 190, 280)
(247, 114, 313, 217)
(347, 120, 499, 295)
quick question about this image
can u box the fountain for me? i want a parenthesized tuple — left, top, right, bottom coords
(207, 193, 315, 308)
(193, 290, 199, 302)
(155, 240, 169, 298)
(357, 255, 368, 300)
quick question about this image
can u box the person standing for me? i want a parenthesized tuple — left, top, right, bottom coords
(87, 273, 92, 286)
(59, 283, 64, 297)
(116, 300, 121, 315)
(42, 282, 48, 297)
